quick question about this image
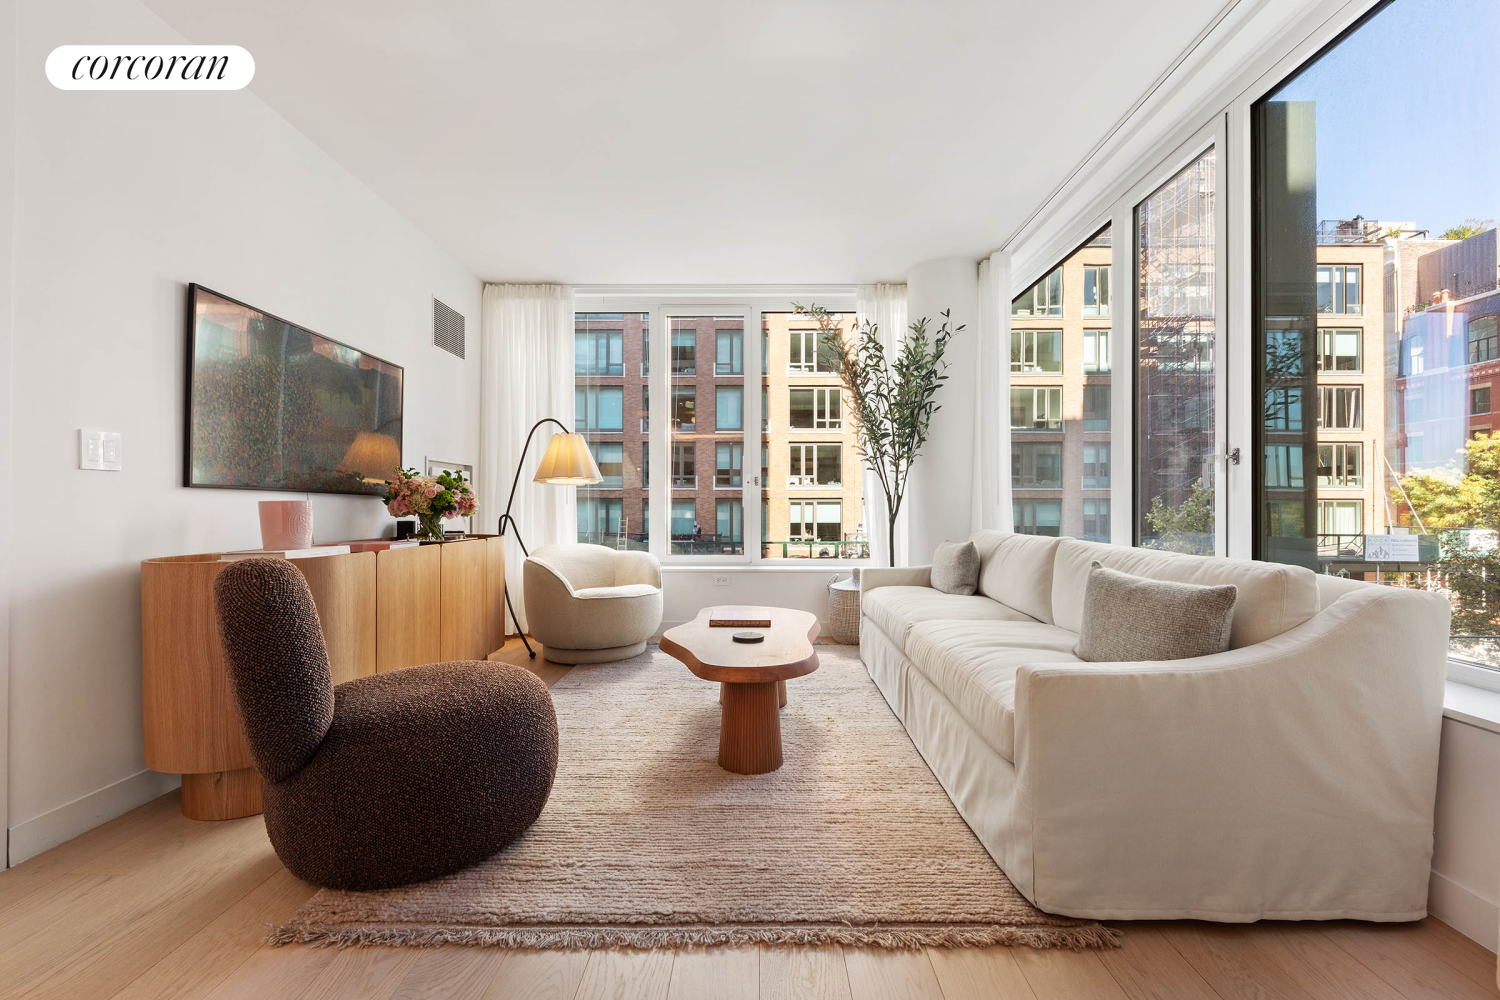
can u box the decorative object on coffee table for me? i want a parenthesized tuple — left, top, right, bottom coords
(212, 557, 557, 890)
(258, 499, 314, 550)
(829, 568, 861, 644)
(659, 606, 819, 774)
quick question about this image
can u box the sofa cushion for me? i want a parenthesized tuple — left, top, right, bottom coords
(1076, 563, 1237, 661)
(861, 586, 1036, 653)
(970, 530, 1063, 624)
(1050, 538, 1319, 649)
(906, 619, 1084, 762)
(932, 540, 981, 595)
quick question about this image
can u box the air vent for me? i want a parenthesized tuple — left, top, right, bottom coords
(433, 298, 466, 359)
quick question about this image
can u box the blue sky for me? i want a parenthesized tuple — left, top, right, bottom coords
(1272, 0, 1499, 234)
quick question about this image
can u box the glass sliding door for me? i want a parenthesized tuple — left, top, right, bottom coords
(1135, 149, 1220, 554)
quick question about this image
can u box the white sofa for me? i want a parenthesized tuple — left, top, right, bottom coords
(523, 544, 663, 664)
(859, 530, 1451, 922)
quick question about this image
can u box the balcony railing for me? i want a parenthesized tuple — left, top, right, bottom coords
(1317, 533, 1441, 562)
(762, 540, 870, 560)
(788, 475, 842, 488)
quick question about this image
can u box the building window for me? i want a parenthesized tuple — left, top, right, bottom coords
(1010, 386, 1062, 430)
(670, 500, 697, 540)
(1083, 265, 1111, 317)
(575, 386, 624, 431)
(762, 385, 769, 431)
(1318, 386, 1362, 429)
(671, 442, 695, 488)
(1264, 444, 1305, 489)
(590, 441, 623, 487)
(1264, 387, 1304, 431)
(1010, 329, 1062, 373)
(715, 386, 743, 431)
(642, 442, 649, 488)
(789, 443, 842, 487)
(1082, 499, 1110, 541)
(790, 387, 842, 429)
(1316, 329, 1362, 372)
(1012, 267, 1062, 317)
(671, 386, 695, 431)
(789, 500, 842, 542)
(671, 325, 696, 375)
(1317, 499, 1363, 537)
(1316, 265, 1362, 315)
(1014, 499, 1062, 536)
(575, 329, 623, 376)
(641, 327, 650, 376)
(1083, 384, 1111, 431)
(1083, 329, 1110, 372)
(1316, 442, 1362, 487)
(716, 327, 743, 375)
(1474, 386, 1492, 415)
(640, 385, 649, 432)
(715, 442, 742, 488)
(577, 497, 622, 543)
(788, 328, 839, 373)
(1469, 316, 1498, 365)
(1011, 442, 1062, 488)
(1082, 443, 1110, 488)
(716, 499, 744, 546)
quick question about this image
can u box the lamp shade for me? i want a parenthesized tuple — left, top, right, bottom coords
(337, 431, 401, 483)
(532, 431, 602, 485)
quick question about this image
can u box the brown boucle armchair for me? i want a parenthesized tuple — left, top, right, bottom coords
(212, 557, 558, 890)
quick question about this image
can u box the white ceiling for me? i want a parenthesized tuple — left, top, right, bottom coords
(141, 0, 1222, 285)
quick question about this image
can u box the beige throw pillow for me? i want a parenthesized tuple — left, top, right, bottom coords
(1076, 562, 1237, 662)
(931, 540, 980, 596)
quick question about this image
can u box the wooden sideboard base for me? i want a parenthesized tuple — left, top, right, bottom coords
(181, 768, 263, 821)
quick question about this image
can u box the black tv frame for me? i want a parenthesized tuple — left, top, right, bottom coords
(182, 282, 405, 496)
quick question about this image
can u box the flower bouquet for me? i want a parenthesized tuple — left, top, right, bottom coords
(384, 468, 478, 541)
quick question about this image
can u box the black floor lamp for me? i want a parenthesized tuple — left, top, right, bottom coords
(497, 417, 602, 658)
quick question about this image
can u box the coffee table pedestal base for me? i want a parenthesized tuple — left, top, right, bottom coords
(718, 681, 783, 774)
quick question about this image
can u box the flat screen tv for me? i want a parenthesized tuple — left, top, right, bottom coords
(184, 284, 404, 496)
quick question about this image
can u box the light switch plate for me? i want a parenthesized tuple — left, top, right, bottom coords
(100, 431, 122, 471)
(79, 428, 105, 470)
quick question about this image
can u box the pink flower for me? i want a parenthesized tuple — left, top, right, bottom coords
(424, 483, 439, 498)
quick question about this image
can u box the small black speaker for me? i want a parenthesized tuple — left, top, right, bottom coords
(395, 520, 416, 540)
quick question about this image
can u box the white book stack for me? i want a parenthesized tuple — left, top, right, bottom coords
(222, 545, 352, 561)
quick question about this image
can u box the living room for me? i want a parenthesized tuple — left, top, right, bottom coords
(3, 0, 1500, 997)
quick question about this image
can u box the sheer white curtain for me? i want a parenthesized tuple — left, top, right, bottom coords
(856, 283, 908, 567)
(972, 254, 1012, 534)
(478, 283, 574, 634)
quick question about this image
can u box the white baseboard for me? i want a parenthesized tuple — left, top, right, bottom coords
(1430, 869, 1499, 954)
(7, 769, 180, 867)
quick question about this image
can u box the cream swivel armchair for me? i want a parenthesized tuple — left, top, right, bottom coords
(523, 544, 664, 663)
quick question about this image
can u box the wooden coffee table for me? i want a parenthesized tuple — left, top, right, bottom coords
(659, 606, 820, 774)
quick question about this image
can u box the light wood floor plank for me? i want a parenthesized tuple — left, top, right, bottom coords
(205, 943, 340, 1000)
(759, 947, 852, 1000)
(842, 948, 944, 1000)
(1401, 918, 1500, 995)
(298, 946, 422, 1000)
(1012, 946, 1130, 1000)
(665, 947, 757, 1000)
(1243, 923, 1406, 1000)
(1323, 921, 1500, 1000)
(1161, 923, 1312, 1000)
(1095, 925, 1221, 1000)
(0, 789, 180, 916)
(482, 950, 590, 1000)
(574, 949, 674, 1000)
(110, 866, 315, 1000)
(927, 946, 1038, 999)
(389, 947, 512, 1000)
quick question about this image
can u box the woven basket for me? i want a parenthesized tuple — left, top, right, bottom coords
(828, 568, 862, 645)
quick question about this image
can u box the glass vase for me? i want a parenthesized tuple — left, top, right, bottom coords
(418, 514, 446, 542)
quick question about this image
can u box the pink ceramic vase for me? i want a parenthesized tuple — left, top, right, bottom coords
(258, 500, 314, 550)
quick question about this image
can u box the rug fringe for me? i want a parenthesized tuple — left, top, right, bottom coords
(268, 921, 1122, 951)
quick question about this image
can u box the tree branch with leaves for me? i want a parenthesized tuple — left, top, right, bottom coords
(792, 302, 963, 566)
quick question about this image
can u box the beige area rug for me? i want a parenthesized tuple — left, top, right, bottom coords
(273, 644, 1116, 950)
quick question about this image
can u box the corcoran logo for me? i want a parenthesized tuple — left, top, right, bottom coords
(45, 45, 254, 90)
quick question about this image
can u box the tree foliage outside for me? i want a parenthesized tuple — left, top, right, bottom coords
(1143, 477, 1216, 554)
(1394, 434, 1500, 639)
(1439, 218, 1494, 241)
(793, 302, 962, 567)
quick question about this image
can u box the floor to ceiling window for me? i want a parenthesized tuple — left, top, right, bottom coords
(1135, 150, 1219, 554)
(575, 312, 647, 550)
(1252, 0, 1500, 667)
(1010, 226, 1113, 541)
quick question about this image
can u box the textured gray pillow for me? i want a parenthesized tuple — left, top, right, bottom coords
(1076, 562, 1237, 662)
(931, 540, 980, 596)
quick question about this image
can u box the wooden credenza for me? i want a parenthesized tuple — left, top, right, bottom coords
(142, 536, 507, 820)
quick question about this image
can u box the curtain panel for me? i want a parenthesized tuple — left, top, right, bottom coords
(856, 283, 909, 567)
(478, 283, 574, 634)
(973, 254, 1012, 534)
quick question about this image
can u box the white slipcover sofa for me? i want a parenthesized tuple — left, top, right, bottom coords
(523, 544, 663, 664)
(859, 530, 1451, 922)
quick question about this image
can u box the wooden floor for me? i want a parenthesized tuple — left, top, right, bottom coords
(2, 637, 1495, 1000)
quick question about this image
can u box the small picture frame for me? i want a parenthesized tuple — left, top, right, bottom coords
(426, 458, 476, 534)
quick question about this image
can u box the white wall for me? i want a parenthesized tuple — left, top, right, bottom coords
(0, 0, 16, 866)
(6, 0, 483, 863)
(1431, 715, 1500, 953)
(660, 568, 851, 634)
(904, 257, 979, 561)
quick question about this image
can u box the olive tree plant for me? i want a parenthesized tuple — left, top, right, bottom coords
(792, 303, 963, 567)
